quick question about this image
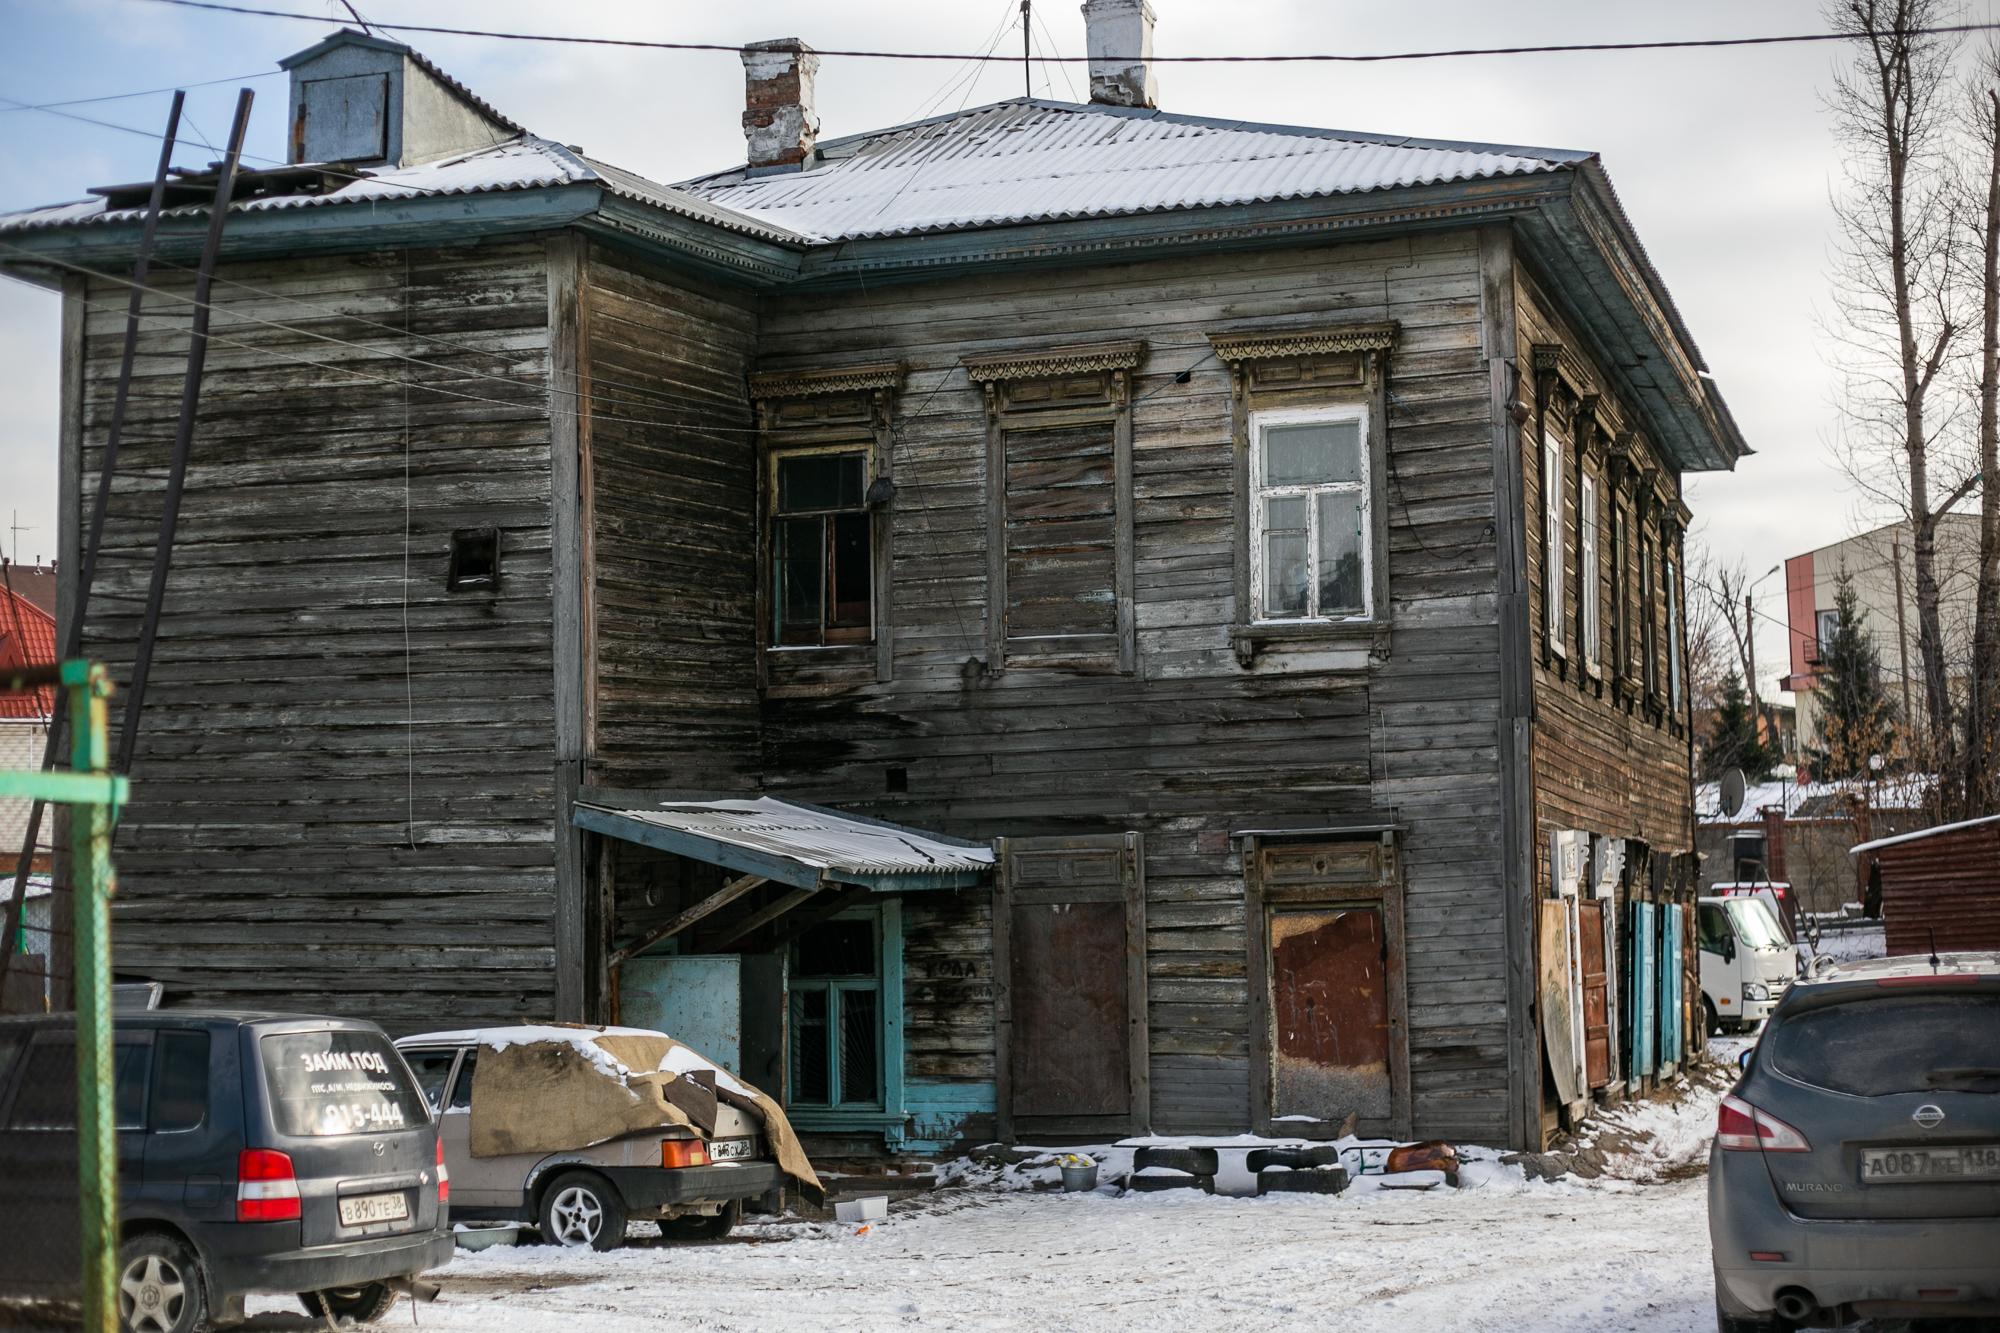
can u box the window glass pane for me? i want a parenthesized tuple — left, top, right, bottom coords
(829, 511, 873, 630)
(778, 453, 865, 513)
(795, 919, 876, 979)
(838, 988, 880, 1107)
(1696, 905, 1729, 951)
(1768, 995, 2000, 1096)
(9, 1041, 75, 1129)
(150, 1031, 209, 1132)
(791, 988, 829, 1105)
(449, 1050, 476, 1110)
(1262, 496, 1308, 618)
(114, 1041, 150, 1131)
(777, 516, 824, 642)
(1263, 421, 1361, 486)
(1315, 491, 1366, 615)
(258, 1030, 429, 1137)
(401, 1050, 456, 1114)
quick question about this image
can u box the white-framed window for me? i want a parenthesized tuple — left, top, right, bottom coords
(1543, 432, 1565, 655)
(1580, 472, 1600, 671)
(1249, 405, 1372, 622)
(1666, 553, 1683, 705)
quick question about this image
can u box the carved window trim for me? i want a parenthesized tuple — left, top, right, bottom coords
(750, 361, 904, 686)
(1210, 322, 1397, 667)
(964, 341, 1143, 675)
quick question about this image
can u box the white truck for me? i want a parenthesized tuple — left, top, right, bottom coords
(1696, 895, 1800, 1034)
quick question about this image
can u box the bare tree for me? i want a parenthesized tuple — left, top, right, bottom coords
(1826, 0, 1981, 807)
(1686, 544, 1749, 712)
(1966, 47, 2000, 812)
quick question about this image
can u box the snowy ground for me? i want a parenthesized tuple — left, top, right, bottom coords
(232, 1051, 1770, 1333)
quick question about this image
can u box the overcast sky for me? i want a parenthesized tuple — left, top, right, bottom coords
(4, 0, 1995, 698)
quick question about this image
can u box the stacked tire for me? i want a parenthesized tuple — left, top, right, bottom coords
(1247, 1146, 1350, 1196)
(1126, 1146, 1218, 1193)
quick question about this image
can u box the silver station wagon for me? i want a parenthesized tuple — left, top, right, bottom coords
(395, 1027, 785, 1251)
(1708, 953, 2000, 1330)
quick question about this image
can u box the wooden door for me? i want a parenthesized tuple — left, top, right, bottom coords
(994, 833, 1147, 1139)
(1270, 905, 1390, 1122)
(1578, 900, 1610, 1088)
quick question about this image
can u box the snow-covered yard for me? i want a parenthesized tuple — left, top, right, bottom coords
(237, 1059, 1753, 1332)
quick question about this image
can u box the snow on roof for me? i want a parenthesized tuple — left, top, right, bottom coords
(1695, 774, 1932, 825)
(1850, 812, 2000, 856)
(0, 136, 804, 246)
(681, 98, 1585, 243)
(581, 796, 994, 878)
(398, 1023, 758, 1099)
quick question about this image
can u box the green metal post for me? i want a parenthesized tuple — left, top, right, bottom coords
(68, 660, 118, 1333)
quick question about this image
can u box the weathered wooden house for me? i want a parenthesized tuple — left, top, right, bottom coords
(0, 2, 1743, 1152)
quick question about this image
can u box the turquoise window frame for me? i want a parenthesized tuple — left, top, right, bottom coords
(784, 898, 906, 1144)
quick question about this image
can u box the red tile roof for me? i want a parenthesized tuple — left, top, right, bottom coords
(0, 581, 56, 719)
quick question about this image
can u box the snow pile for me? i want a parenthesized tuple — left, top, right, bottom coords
(1575, 1064, 1732, 1183)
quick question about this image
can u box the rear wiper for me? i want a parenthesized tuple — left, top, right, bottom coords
(1924, 1067, 2000, 1089)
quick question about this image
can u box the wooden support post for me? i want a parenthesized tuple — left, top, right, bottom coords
(610, 873, 767, 968)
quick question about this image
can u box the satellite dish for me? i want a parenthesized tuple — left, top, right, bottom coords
(1719, 767, 1747, 818)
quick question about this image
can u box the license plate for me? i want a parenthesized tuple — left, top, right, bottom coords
(338, 1192, 409, 1226)
(1861, 1144, 2000, 1182)
(709, 1138, 755, 1161)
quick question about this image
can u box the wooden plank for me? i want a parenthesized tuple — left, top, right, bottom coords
(611, 872, 768, 966)
(712, 885, 819, 948)
(549, 233, 588, 1021)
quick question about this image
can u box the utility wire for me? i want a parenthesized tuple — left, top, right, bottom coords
(127, 2, 2000, 65)
(0, 69, 280, 112)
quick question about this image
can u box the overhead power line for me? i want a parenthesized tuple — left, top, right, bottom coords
(133, 1, 2000, 65)
(0, 69, 280, 113)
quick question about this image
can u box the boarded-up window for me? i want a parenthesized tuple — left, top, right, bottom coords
(1001, 420, 1117, 644)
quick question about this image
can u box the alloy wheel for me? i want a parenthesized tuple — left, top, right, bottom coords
(550, 1185, 604, 1246)
(119, 1253, 187, 1333)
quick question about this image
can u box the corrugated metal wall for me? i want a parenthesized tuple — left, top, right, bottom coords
(1877, 823, 2000, 955)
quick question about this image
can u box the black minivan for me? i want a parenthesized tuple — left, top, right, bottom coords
(0, 1011, 452, 1332)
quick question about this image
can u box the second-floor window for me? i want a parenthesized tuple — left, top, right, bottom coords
(1542, 432, 1566, 656)
(1250, 407, 1372, 621)
(1580, 472, 1600, 671)
(771, 449, 873, 647)
(1666, 551, 1683, 706)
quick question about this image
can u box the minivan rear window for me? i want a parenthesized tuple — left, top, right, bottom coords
(259, 1030, 429, 1137)
(1769, 993, 2000, 1096)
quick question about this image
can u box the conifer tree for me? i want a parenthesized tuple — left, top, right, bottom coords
(1812, 570, 1897, 779)
(1703, 671, 1774, 782)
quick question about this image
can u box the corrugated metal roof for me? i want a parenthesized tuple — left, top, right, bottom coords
(579, 797, 994, 878)
(1852, 813, 2000, 855)
(0, 137, 803, 246)
(682, 99, 1586, 243)
(0, 583, 55, 720)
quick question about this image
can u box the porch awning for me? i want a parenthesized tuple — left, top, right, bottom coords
(573, 795, 994, 892)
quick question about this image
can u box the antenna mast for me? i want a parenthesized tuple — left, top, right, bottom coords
(1022, 0, 1032, 98)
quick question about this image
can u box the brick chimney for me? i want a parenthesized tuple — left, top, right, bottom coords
(741, 39, 819, 173)
(1080, 0, 1158, 109)
(1758, 805, 1788, 883)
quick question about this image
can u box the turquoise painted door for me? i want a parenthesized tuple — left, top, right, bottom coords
(620, 955, 743, 1075)
(1629, 903, 1656, 1085)
(1658, 905, 1684, 1070)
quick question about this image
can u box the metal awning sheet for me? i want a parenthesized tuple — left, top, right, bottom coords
(573, 796, 993, 891)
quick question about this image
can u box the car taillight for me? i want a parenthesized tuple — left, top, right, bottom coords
(1716, 1093, 1811, 1153)
(437, 1137, 449, 1205)
(661, 1138, 710, 1169)
(236, 1148, 301, 1222)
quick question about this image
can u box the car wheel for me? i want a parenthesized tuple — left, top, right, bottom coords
(539, 1171, 628, 1251)
(297, 1282, 398, 1323)
(665, 1199, 741, 1242)
(1704, 998, 1722, 1038)
(118, 1232, 208, 1333)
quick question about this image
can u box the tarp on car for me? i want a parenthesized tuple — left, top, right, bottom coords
(465, 1025, 822, 1203)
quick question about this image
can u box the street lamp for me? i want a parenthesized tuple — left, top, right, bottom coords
(1746, 564, 1781, 755)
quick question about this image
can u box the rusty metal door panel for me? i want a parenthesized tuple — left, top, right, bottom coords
(620, 955, 743, 1075)
(1008, 900, 1130, 1117)
(1269, 906, 1390, 1122)
(1579, 901, 1610, 1089)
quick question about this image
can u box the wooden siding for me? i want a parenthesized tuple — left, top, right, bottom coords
(579, 243, 761, 790)
(751, 234, 1514, 1141)
(72, 243, 563, 1028)
(1516, 264, 1693, 862)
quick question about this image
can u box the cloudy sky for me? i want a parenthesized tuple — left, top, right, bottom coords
(3, 0, 1995, 695)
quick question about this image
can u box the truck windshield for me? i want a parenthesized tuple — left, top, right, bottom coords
(1726, 898, 1788, 950)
